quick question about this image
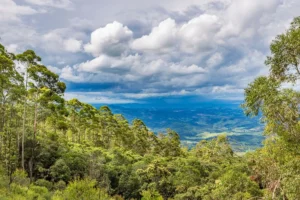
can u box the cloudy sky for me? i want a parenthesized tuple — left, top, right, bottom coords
(1, 0, 299, 104)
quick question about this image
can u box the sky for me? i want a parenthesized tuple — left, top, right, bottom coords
(0, 0, 299, 104)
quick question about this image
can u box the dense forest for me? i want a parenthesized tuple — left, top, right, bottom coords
(0, 17, 300, 200)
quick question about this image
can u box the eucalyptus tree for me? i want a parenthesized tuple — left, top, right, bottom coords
(16, 50, 41, 170)
(0, 45, 15, 159)
(243, 17, 300, 145)
(26, 64, 66, 181)
(27, 64, 66, 139)
(243, 17, 300, 198)
(78, 103, 98, 142)
(113, 114, 132, 149)
(99, 106, 119, 148)
(0, 45, 24, 179)
(66, 98, 83, 142)
(131, 119, 150, 155)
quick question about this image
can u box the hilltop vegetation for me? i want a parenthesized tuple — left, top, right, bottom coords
(106, 104, 264, 152)
(0, 17, 300, 199)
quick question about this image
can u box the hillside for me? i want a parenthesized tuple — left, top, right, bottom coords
(101, 104, 264, 152)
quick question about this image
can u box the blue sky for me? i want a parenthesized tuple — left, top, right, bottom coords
(1, 0, 299, 104)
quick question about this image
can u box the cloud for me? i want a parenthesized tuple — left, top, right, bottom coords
(219, 0, 282, 38)
(64, 90, 192, 104)
(77, 54, 139, 73)
(179, 14, 222, 53)
(41, 30, 84, 55)
(47, 65, 62, 74)
(130, 0, 283, 54)
(206, 52, 223, 68)
(0, 0, 37, 22)
(84, 21, 133, 57)
(61, 53, 208, 93)
(131, 14, 222, 53)
(25, 0, 72, 9)
(67, 53, 207, 82)
(131, 18, 177, 51)
(0, 0, 297, 102)
(64, 92, 136, 104)
(60, 66, 86, 82)
(60, 0, 285, 98)
(6, 43, 18, 53)
(63, 38, 82, 53)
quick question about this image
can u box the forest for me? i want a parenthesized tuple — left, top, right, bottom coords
(0, 17, 300, 200)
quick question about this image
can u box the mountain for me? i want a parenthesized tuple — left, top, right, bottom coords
(92, 100, 264, 152)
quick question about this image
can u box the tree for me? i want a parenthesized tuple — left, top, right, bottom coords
(141, 189, 163, 200)
(132, 119, 150, 155)
(55, 178, 112, 200)
(16, 50, 41, 170)
(0, 45, 24, 181)
(243, 17, 300, 144)
(243, 17, 300, 198)
(27, 64, 66, 139)
(265, 16, 300, 82)
(50, 159, 71, 182)
(210, 170, 262, 200)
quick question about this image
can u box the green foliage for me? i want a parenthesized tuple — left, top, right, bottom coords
(50, 159, 71, 182)
(55, 178, 111, 200)
(141, 189, 164, 200)
(210, 170, 262, 199)
(34, 179, 53, 190)
(12, 169, 30, 186)
(54, 180, 66, 191)
(242, 16, 300, 199)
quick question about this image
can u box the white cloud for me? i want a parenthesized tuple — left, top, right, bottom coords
(63, 38, 82, 52)
(212, 85, 244, 94)
(218, 0, 282, 38)
(84, 21, 133, 57)
(62, 53, 208, 90)
(43, 31, 65, 51)
(64, 90, 192, 105)
(47, 65, 62, 74)
(206, 52, 223, 68)
(131, 18, 177, 51)
(25, 0, 72, 9)
(0, 0, 37, 21)
(42, 31, 83, 53)
(179, 14, 222, 53)
(64, 92, 136, 104)
(131, 14, 222, 53)
(130, 0, 283, 54)
(6, 44, 18, 53)
(60, 65, 86, 82)
(77, 54, 139, 73)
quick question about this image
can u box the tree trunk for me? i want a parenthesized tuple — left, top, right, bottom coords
(33, 102, 38, 139)
(21, 66, 29, 170)
(29, 157, 33, 183)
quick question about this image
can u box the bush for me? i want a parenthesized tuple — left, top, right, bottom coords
(54, 180, 66, 191)
(35, 179, 53, 190)
(50, 159, 71, 182)
(59, 178, 111, 200)
(11, 169, 30, 186)
(27, 185, 51, 200)
(141, 189, 163, 200)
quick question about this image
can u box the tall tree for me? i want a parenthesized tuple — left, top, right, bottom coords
(0, 45, 23, 180)
(16, 50, 41, 170)
(243, 17, 300, 198)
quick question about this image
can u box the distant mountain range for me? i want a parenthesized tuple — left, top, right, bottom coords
(92, 101, 264, 152)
